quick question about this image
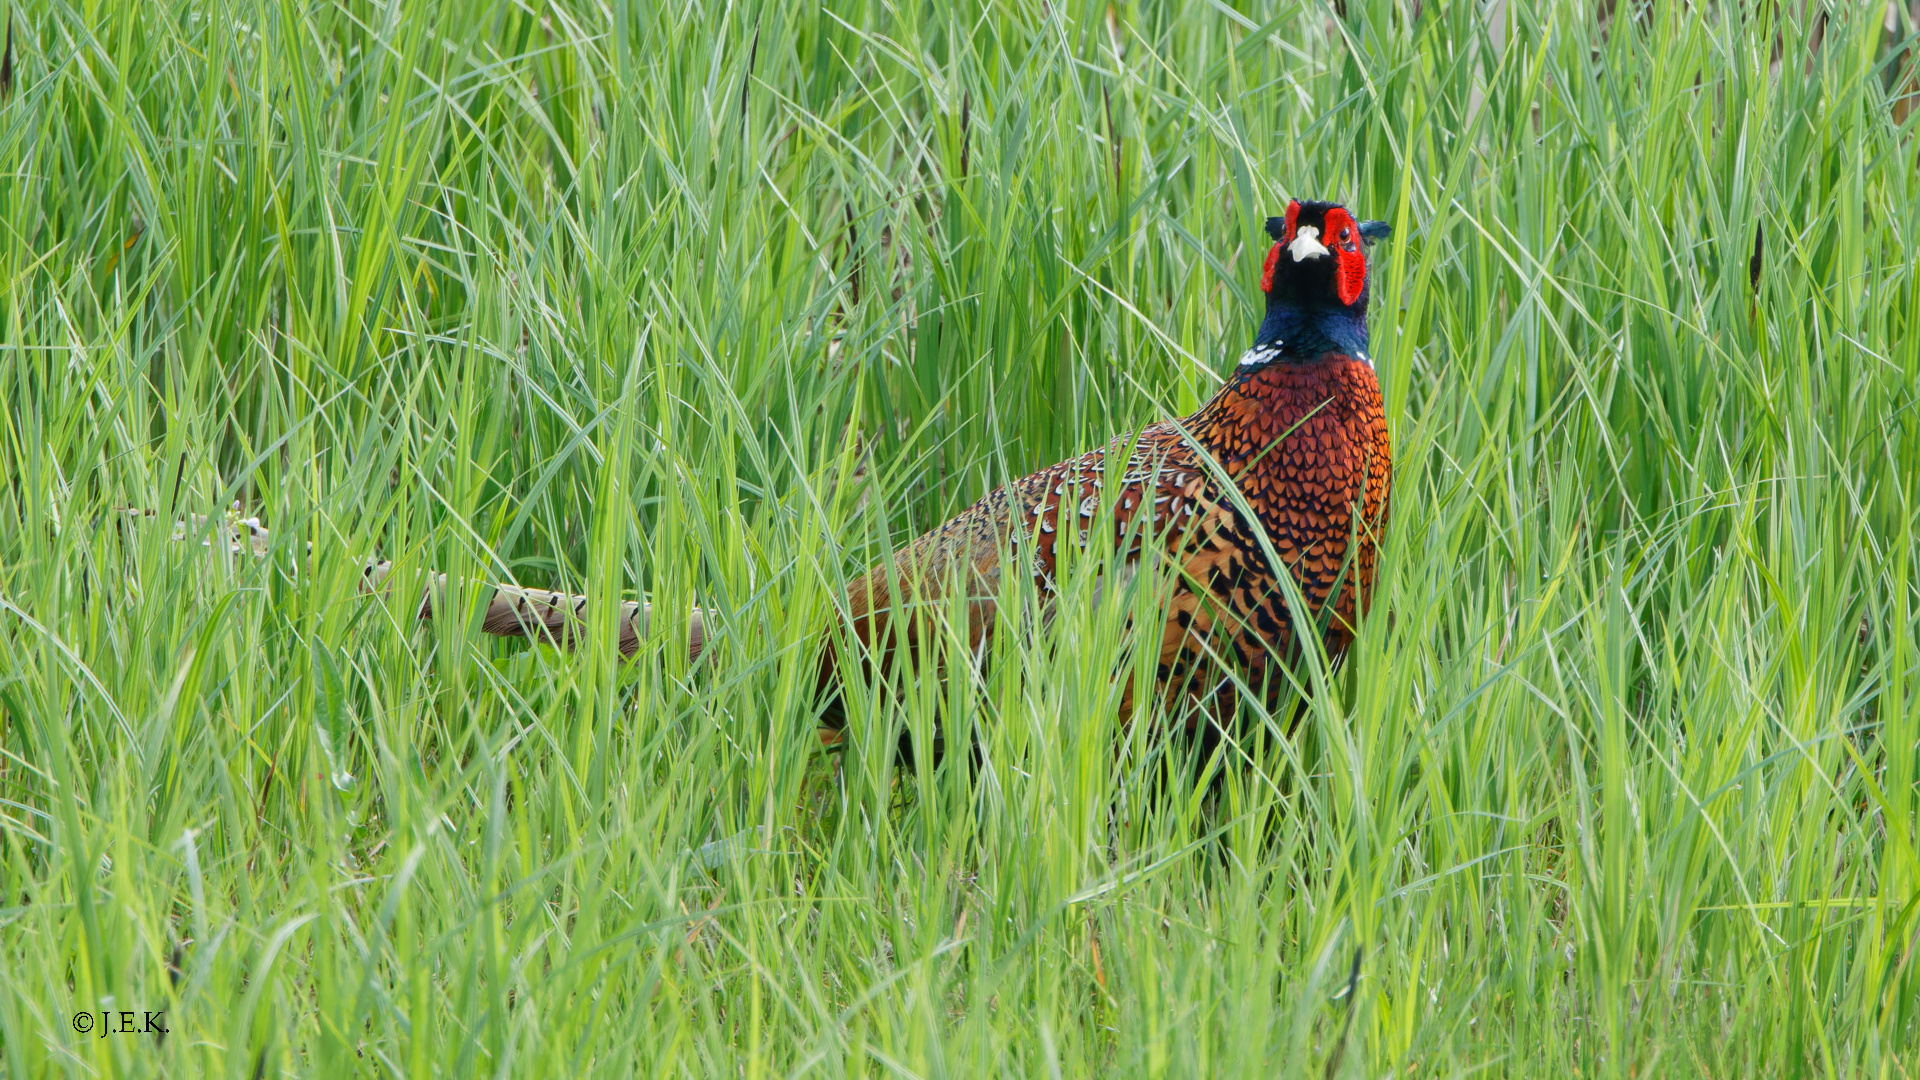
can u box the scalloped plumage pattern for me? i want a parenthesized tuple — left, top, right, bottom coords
(823, 354, 1391, 729)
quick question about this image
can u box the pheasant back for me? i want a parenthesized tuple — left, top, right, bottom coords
(825, 354, 1390, 728)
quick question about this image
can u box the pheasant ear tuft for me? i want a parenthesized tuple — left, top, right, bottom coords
(1265, 200, 1302, 243)
(1358, 220, 1392, 242)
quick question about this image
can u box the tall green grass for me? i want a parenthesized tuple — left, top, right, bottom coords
(2, 0, 1917, 1074)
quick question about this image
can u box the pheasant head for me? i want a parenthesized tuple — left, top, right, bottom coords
(1249, 199, 1391, 365)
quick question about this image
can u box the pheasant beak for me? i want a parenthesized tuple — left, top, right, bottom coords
(1288, 224, 1331, 262)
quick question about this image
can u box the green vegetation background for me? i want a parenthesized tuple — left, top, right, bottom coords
(2, 0, 1917, 1075)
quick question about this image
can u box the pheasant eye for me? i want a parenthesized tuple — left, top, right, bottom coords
(1340, 227, 1350, 241)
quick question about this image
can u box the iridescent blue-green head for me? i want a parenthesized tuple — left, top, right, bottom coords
(1247, 199, 1391, 366)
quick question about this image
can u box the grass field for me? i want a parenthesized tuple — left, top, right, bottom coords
(2, 0, 1918, 1075)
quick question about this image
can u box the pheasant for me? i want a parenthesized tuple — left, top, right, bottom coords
(134, 200, 1391, 742)
(817, 200, 1393, 734)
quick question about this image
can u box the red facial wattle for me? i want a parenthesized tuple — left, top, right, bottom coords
(1260, 243, 1281, 293)
(1260, 200, 1303, 294)
(1324, 206, 1367, 306)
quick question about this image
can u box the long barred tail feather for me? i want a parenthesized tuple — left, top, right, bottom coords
(118, 508, 707, 663)
(364, 560, 708, 661)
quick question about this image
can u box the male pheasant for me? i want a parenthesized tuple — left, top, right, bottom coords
(155, 200, 1392, 741)
(818, 199, 1393, 733)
